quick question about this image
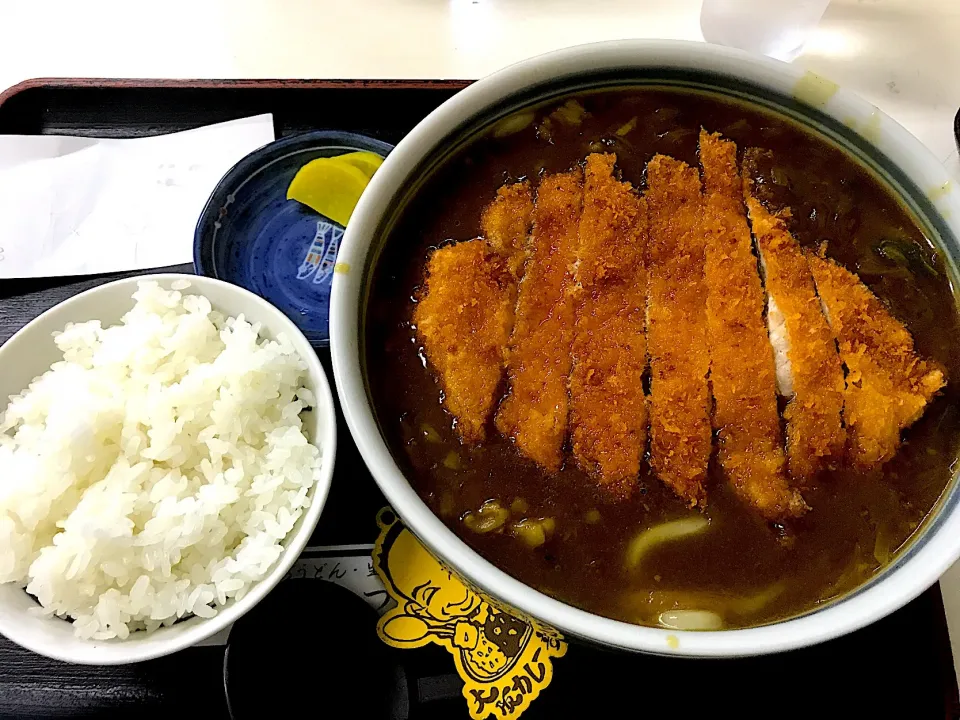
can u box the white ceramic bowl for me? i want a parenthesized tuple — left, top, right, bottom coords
(0, 274, 337, 664)
(331, 40, 960, 657)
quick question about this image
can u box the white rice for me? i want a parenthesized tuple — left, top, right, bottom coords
(0, 281, 321, 640)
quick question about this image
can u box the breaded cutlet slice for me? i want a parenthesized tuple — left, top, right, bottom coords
(645, 155, 712, 507)
(568, 153, 648, 497)
(414, 182, 533, 442)
(496, 169, 583, 471)
(481, 181, 534, 280)
(742, 148, 846, 482)
(414, 241, 515, 442)
(700, 131, 807, 520)
(806, 251, 946, 468)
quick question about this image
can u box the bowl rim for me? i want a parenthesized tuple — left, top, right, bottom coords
(0, 273, 337, 664)
(331, 39, 960, 657)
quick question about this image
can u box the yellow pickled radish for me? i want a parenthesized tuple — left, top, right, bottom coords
(286, 157, 370, 227)
(333, 151, 384, 179)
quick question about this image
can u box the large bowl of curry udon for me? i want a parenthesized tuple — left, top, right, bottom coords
(331, 40, 960, 656)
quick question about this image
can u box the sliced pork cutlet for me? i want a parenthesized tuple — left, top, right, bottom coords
(700, 131, 807, 520)
(414, 241, 516, 441)
(481, 180, 534, 281)
(645, 155, 712, 507)
(806, 251, 946, 468)
(496, 169, 584, 471)
(742, 148, 846, 483)
(414, 182, 533, 442)
(568, 153, 648, 497)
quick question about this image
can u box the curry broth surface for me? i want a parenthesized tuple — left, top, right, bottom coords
(365, 87, 960, 628)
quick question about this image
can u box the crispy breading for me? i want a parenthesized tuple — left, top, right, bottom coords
(806, 251, 946, 468)
(700, 131, 807, 520)
(645, 155, 712, 507)
(495, 169, 584, 471)
(742, 149, 846, 482)
(568, 153, 648, 496)
(415, 183, 533, 442)
(481, 181, 534, 280)
(413, 241, 515, 442)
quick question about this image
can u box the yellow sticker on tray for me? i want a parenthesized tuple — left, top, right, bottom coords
(373, 508, 567, 719)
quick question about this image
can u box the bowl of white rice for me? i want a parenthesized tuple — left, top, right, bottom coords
(0, 274, 336, 664)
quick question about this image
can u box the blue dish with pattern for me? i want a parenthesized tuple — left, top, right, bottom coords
(194, 130, 393, 345)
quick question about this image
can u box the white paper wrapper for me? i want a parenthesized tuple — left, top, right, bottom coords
(0, 114, 275, 278)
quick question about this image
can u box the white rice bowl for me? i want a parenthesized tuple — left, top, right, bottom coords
(0, 280, 324, 642)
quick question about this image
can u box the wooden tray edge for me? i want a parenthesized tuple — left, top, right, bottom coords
(0, 77, 474, 110)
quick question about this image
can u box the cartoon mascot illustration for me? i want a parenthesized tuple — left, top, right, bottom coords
(372, 509, 566, 718)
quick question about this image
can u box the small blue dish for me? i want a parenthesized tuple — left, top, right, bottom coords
(194, 131, 393, 346)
